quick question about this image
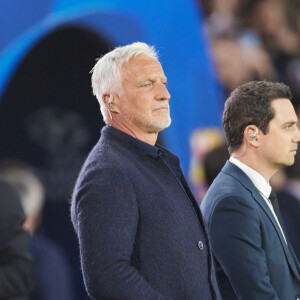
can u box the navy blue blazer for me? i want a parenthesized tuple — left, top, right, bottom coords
(71, 126, 221, 300)
(201, 161, 300, 300)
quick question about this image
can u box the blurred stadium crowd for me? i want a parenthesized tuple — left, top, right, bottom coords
(201, 0, 300, 108)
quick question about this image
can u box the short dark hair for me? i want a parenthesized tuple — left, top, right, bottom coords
(223, 81, 292, 154)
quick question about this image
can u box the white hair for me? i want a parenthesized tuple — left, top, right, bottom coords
(0, 165, 45, 217)
(91, 42, 159, 124)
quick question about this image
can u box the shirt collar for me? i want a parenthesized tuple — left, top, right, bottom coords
(229, 156, 272, 199)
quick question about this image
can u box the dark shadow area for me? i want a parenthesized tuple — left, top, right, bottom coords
(0, 25, 111, 300)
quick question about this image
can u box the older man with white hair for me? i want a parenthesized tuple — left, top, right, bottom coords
(71, 42, 220, 300)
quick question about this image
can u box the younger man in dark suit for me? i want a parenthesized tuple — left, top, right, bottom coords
(201, 81, 300, 299)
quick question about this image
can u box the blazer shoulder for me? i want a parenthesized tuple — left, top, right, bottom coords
(205, 169, 250, 201)
(201, 170, 255, 225)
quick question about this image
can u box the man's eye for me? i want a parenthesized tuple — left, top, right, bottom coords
(143, 83, 151, 87)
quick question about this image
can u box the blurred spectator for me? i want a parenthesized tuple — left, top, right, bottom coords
(247, 0, 300, 97)
(200, 0, 300, 104)
(277, 150, 300, 261)
(0, 178, 34, 299)
(269, 168, 287, 191)
(249, 0, 300, 57)
(211, 37, 276, 95)
(204, 0, 241, 37)
(0, 161, 74, 300)
(203, 144, 229, 186)
(189, 128, 224, 202)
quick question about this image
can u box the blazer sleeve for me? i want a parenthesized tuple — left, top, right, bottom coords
(73, 166, 172, 300)
(208, 194, 280, 300)
(0, 180, 35, 298)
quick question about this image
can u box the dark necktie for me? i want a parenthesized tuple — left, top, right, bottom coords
(269, 190, 296, 262)
(269, 190, 288, 237)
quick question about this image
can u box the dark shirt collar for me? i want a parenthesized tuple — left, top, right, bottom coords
(101, 126, 182, 186)
(101, 126, 165, 158)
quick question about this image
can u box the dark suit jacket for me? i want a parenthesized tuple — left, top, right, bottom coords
(71, 126, 221, 300)
(0, 179, 34, 299)
(201, 161, 300, 300)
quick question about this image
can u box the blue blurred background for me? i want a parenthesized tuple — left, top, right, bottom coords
(1, 0, 300, 299)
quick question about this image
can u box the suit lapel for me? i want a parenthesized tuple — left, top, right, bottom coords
(250, 188, 300, 279)
(223, 161, 300, 280)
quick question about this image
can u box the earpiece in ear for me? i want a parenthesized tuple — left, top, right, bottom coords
(108, 94, 114, 107)
(250, 127, 258, 140)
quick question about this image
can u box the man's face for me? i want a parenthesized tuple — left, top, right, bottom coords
(117, 54, 171, 133)
(259, 98, 300, 169)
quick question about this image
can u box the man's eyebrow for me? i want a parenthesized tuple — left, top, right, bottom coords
(138, 77, 167, 83)
(281, 120, 297, 127)
(138, 79, 153, 83)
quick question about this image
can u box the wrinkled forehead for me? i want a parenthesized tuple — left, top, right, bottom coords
(121, 54, 165, 79)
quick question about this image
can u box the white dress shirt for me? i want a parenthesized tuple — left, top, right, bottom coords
(229, 156, 287, 244)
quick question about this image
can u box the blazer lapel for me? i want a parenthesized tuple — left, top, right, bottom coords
(223, 161, 300, 280)
(251, 189, 300, 279)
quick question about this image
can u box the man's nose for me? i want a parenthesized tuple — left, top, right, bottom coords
(293, 126, 300, 143)
(155, 83, 171, 101)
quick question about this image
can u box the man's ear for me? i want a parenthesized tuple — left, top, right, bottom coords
(244, 125, 259, 147)
(103, 93, 113, 107)
(102, 93, 120, 113)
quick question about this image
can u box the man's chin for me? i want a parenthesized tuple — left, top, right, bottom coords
(145, 119, 172, 133)
(278, 158, 295, 168)
(288, 158, 296, 166)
